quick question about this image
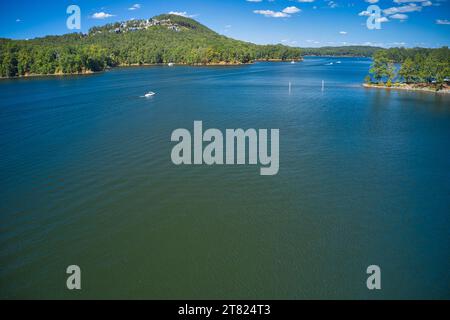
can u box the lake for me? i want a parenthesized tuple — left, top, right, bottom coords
(0, 57, 449, 299)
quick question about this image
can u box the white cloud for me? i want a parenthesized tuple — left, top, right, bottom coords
(339, 31, 347, 34)
(92, 12, 115, 19)
(283, 6, 301, 14)
(391, 42, 407, 46)
(365, 0, 379, 3)
(383, 4, 422, 15)
(254, 6, 301, 18)
(281, 39, 298, 46)
(246, 0, 263, 2)
(393, 0, 433, 7)
(128, 4, 141, 11)
(436, 19, 450, 25)
(168, 11, 196, 18)
(394, 0, 428, 3)
(254, 10, 290, 18)
(328, 1, 338, 8)
(376, 17, 389, 23)
(390, 13, 408, 20)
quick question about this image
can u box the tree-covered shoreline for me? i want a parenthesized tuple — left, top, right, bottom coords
(365, 47, 450, 92)
(0, 14, 304, 78)
(302, 46, 383, 57)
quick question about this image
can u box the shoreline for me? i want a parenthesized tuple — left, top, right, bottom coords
(363, 83, 450, 94)
(118, 61, 252, 67)
(0, 70, 99, 80)
(254, 58, 303, 62)
(305, 55, 371, 58)
(0, 59, 304, 80)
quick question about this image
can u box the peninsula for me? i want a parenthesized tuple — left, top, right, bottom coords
(364, 47, 450, 93)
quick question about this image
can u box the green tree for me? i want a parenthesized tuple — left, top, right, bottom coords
(370, 51, 395, 84)
(398, 57, 415, 83)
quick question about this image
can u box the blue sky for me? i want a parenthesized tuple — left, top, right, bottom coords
(0, 0, 449, 48)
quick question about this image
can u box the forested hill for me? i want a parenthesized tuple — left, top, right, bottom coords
(0, 14, 303, 78)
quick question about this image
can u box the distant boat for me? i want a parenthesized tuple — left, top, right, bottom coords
(336, 61, 342, 64)
(325, 62, 334, 66)
(168, 63, 174, 67)
(291, 60, 296, 64)
(144, 91, 156, 98)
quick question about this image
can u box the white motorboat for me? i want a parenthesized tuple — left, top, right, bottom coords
(144, 91, 156, 97)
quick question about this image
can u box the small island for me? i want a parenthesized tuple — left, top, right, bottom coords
(364, 47, 450, 94)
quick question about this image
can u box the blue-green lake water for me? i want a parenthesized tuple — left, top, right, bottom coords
(0, 57, 449, 299)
